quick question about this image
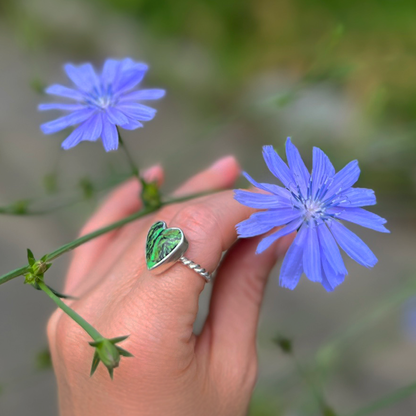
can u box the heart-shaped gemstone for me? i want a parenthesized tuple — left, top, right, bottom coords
(145, 221, 187, 271)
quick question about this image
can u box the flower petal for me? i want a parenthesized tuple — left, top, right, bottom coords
(329, 220, 378, 268)
(237, 208, 301, 238)
(120, 89, 166, 101)
(45, 84, 85, 101)
(60, 113, 103, 149)
(256, 217, 303, 254)
(40, 108, 96, 134)
(325, 160, 360, 200)
(311, 146, 335, 198)
(337, 188, 376, 207)
(101, 59, 121, 88)
(242, 172, 292, 201)
(81, 113, 103, 142)
(38, 103, 85, 111)
(236, 211, 281, 238)
(321, 254, 345, 292)
(234, 189, 291, 209)
(262, 145, 295, 189)
(64, 63, 100, 93)
(60, 125, 85, 150)
(302, 226, 322, 282)
(105, 107, 129, 126)
(285, 138, 310, 198)
(117, 103, 156, 121)
(116, 63, 148, 93)
(279, 225, 307, 290)
(316, 223, 348, 275)
(327, 207, 390, 233)
(119, 120, 144, 130)
(101, 119, 119, 152)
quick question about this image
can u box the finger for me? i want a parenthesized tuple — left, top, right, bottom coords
(108, 155, 241, 252)
(64, 165, 164, 293)
(127, 190, 255, 339)
(200, 231, 295, 359)
(173, 155, 240, 196)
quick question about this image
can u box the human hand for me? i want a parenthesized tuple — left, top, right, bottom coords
(47, 156, 293, 416)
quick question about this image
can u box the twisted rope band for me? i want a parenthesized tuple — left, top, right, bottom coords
(179, 256, 211, 283)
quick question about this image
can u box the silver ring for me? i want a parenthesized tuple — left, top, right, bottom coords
(145, 221, 211, 283)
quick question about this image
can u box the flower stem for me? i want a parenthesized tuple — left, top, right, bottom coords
(0, 172, 130, 216)
(117, 129, 142, 184)
(0, 190, 215, 286)
(38, 281, 102, 341)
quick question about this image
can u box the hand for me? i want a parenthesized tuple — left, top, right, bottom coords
(47, 156, 293, 416)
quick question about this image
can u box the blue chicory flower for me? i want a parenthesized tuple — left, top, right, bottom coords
(39, 58, 165, 151)
(235, 138, 389, 292)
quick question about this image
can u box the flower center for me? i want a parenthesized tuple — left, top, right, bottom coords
(94, 95, 112, 110)
(302, 198, 325, 222)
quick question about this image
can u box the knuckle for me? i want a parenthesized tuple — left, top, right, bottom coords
(159, 204, 179, 221)
(216, 354, 258, 397)
(174, 203, 220, 243)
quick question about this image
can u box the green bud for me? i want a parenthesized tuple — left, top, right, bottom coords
(273, 335, 293, 354)
(30, 77, 47, 95)
(89, 335, 133, 379)
(24, 249, 51, 287)
(11, 200, 30, 215)
(79, 177, 95, 200)
(35, 347, 52, 371)
(141, 179, 162, 209)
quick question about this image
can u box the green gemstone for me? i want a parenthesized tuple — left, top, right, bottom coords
(146, 221, 183, 269)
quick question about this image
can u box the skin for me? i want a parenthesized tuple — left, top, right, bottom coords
(47, 156, 294, 416)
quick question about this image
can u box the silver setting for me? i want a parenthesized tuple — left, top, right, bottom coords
(146, 221, 211, 283)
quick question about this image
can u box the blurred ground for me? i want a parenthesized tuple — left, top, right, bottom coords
(0, 0, 415, 415)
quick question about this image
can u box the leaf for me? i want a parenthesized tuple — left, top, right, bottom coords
(109, 335, 129, 344)
(89, 340, 103, 348)
(116, 346, 134, 358)
(46, 284, 77, 300)
(27, 249, 36, 266)
(90, 351, 100, 377)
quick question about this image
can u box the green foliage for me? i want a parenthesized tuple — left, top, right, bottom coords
(273, 335, 293, 355)
(35, 348, 52, 371)
(79, 177, 95, 200)
(141, 180, 162, 210)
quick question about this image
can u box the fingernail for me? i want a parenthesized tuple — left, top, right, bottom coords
(211, 155, 238, 173)
(144, 164, 162, 182)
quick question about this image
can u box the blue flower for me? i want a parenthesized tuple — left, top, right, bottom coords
(235, 138, 389, 292)
(39, 58, 165, 151)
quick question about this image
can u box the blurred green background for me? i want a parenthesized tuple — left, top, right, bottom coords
(0, 0, 415, 415)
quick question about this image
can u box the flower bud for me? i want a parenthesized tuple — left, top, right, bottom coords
(89, 335, 133, 379)
(141, 179, 162, 209)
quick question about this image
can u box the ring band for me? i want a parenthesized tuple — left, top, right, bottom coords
(145, 221, 211, 283)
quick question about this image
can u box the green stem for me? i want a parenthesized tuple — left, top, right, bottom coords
(46, 205, 153, 262)
(117, 129, 142, 184)
(38, 281, 102, 341)
(0, 172, 130, 216)
(292, 355, 325, 408)
(347, 380, 416, 416)
(0, 190, 216, 285)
